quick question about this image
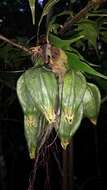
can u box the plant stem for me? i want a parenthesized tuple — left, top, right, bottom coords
(59, 0, 106, 36)
(101, 96, 107, 104)
(0, 34, 31, 54)
(62, 142, 73, 190)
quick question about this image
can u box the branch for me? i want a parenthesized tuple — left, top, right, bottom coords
(59, 0, 106, 36)
(0, 34, 31, 54)
(101, 96, 107, 104)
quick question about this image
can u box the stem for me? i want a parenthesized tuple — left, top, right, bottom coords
(0, 34, 31, 54)
(62, 142, 73, 190)
(101, 96, 107, 104)
(59, 0, 106, 36)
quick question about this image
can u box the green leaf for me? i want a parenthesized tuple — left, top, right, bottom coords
(41, 0, 60, 16)
(47, 11, 73, 36)
(38, 0, 60, 35)
(28, 0, 35, 24)
(49, 33, 84, 50)
(77, 19, 98, 49)
(95, 77, 107, 93)
(66, 52, 107, 79)
(49, 34, 95, 67)
(101, 31, 107, 43)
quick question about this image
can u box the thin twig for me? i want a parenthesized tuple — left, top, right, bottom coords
(0, 34, 31, 54)
(59, 0, 106, 36)
(101, 96, 107, 104)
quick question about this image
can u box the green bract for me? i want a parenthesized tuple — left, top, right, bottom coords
(17, 74, 36, 114)
(56, 104, 83, 149)
(61, 70, 86, 124)
(24, 113, 45, 159)
(16, 49, 102, 156)
(17, 74, 47, 159)
(83, 83, 101, 125)
(24, 67, 58, 124)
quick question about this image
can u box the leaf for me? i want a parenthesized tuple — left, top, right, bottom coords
(49, 34, 96, 67)
(38, 0, 60, 34)
(49, 33, 84, 50)
(28, 0, 35, 24)
(66, 52, 107, 79)
(88, 10, 107, 18)
(41, 0, 60, 16)
(47, 11, 73, 35)
(77, 19, 98, 49)
(101, 31, 107, 43)
(95, 77, 107, 93)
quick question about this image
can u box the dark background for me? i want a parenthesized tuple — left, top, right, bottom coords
(0, 0, 107, 190)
